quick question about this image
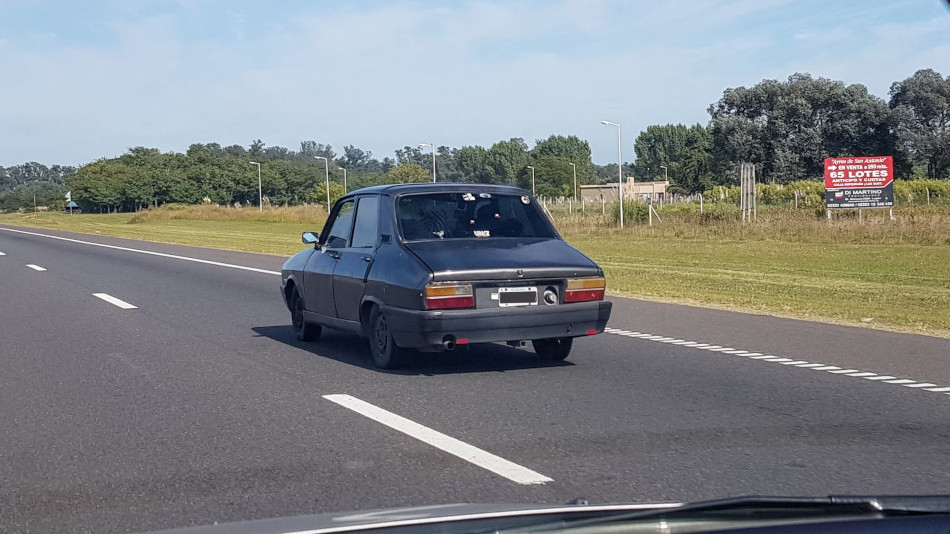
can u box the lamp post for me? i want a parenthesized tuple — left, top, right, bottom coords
(600, 120, 624, 228)
(568, 162, 577, 209)
(249, 161, 262, 212)
(419, 143, 436, 182)
(339, 167, 347, 193)
(526, 165, 535, 196)
(315, 156, 330, 209)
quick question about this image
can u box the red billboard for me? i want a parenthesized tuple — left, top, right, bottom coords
(824, 156, 894, 209)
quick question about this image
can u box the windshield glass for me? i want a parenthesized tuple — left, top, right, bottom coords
(397, 192, 558, 241)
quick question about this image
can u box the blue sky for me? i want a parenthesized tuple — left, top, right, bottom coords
(1, 0, 948, 167)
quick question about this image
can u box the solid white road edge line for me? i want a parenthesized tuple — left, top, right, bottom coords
(26, 264, 46, 271)
(323, 394, 553, 485)
(603, 327, 950, 397)
(0, 227, 280, 275)
(92, 293, 138, 309)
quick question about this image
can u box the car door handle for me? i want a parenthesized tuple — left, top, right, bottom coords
(329, 251, 341, 260)
(362, 256, 372, 262)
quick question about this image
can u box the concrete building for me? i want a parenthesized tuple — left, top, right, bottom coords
(580, 179, 670, 203)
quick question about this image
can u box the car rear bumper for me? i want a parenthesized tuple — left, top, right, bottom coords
(382, 300, 612, 350)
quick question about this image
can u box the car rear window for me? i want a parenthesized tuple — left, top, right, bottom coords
(397, 192, 558, 241)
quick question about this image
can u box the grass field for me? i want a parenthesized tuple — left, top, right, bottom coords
(2, 203, 948, 337)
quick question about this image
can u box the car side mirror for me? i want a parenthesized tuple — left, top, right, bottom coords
(302, 232, 319, 245)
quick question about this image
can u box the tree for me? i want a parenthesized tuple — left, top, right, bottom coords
(388, 163, 430, 183)
(456, 145, 491, 183)
(436, 146, 462, 182)
(68, 160, 129, 212)
(341, 145, 373, 170)
(889, 69, 950, 180)
(530, 134, 596, 192)
(298, 141, 335, 161)
(632, 124, 712, 193)
(486, 138, 529, 184)
(708, 73, 894, 183)
(394, 146, 429, 167)
(249, 139, 266, 159)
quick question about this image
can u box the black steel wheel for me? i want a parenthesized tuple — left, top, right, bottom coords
(291, 289, 321, 342)
(368, 305, 402, 369)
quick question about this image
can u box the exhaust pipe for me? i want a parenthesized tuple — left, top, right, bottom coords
(442, 336, 457, 351)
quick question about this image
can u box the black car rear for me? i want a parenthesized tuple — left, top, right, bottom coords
(281, 183, 612, 368)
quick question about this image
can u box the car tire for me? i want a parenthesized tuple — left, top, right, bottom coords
(368, 305, 403, 369)
(532, 337, 573, 361)
(291, 289, 322, 342)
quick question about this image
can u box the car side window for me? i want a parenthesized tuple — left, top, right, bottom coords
(351, 196, 379, 249)
(325, 200, 355, 248)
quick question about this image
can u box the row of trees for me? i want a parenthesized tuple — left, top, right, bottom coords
(634, 69, 950, 191)
(58, 135, 597, 212)
(3, 69, 946, 212)
(0, 162, 76, 211)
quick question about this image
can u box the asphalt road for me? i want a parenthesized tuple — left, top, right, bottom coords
(2, 225, 949, 534)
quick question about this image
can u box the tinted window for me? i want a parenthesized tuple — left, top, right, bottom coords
(326, 200, 355, 248)
(351, 196, 379, 248)
(397, 192, 557, 241)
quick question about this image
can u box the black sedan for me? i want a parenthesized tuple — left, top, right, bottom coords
(280, 183, 612, 368)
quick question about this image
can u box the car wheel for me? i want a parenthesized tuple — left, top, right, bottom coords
(532, 337, 573, 361)
(368, 305, 402, 369)
(291, 289, 321, 342)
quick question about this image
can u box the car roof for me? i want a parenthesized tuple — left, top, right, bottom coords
(346, 183, 531, 197)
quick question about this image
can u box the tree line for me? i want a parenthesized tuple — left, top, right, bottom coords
(2, 69, 946, 212)
(634, 69, 949, 191)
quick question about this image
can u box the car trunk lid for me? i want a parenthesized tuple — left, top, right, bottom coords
(405, 238, 601, 281)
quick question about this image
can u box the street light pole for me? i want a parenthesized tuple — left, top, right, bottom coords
(339, 167, 347, 193)
(315, 156, 330, 209)
(249, 161, 262, 212)
(601, 120, 624, 228)
(419, 143, 436, 182)
(526, 165, 535, 196)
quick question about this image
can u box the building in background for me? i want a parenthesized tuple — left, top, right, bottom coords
(580, 179, 670, 203)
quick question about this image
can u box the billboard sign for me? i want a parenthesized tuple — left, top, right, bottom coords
(824, 156, 894, 209)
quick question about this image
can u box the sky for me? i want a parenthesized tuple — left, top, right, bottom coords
(1, 0, 948, 168)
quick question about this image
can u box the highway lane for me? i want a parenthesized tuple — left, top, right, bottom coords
(1, 226, 949, 533)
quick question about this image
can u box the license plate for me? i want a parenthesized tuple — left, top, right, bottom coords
(498, 287, 537, 307)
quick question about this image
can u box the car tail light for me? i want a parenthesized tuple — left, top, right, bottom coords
(564, 277, 606, 303)
(425, 284, 475, 310)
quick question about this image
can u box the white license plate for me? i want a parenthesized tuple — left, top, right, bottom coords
(498, 287, 538, 307)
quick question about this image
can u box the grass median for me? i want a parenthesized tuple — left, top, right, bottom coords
(2, 203, 948, 337)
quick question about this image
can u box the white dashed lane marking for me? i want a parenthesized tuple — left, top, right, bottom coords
(26, 264, 47, 271)
(605, 327, 950, 397)
(0, 228, 280, 275)
(324, 394, 553, 485)
(92, 293, 138, 309)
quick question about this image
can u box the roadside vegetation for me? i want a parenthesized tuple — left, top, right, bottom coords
(3, 198, 949, 337)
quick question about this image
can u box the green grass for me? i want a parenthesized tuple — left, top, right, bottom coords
(569, 230, 950, 336)
(0, 207, 324, 256)
(3, 204, 949, 337)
